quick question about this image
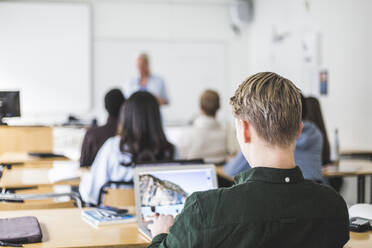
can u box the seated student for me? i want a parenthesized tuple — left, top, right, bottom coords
(178, 89, 227, 163)
(80, 89, 125, 167)
(306, 96, 343, 191)
(224, 94, 325, 182)
(147, 72, 349, 248)
(306, 96, 331, 165)
(79, 91, 175, 205)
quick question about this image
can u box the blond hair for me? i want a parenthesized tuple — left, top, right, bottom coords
(230, 72, 302, 147)
(200, 89, 220, 117)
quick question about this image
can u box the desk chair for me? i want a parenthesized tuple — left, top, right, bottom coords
(0, 192, 82, 210)
(97, 181, 133, 207)
(103, 188, 135, 208)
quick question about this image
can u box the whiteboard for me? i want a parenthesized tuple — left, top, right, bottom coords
(0, 2, 91, 115)
(94, 39, 228, 123)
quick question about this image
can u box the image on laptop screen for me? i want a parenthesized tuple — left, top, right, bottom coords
(135, 165, 217, 238)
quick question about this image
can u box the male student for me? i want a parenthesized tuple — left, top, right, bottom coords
(178, 89, 227, 163)
(124, 53, 169, 105)
(80, 89, 125, 167)
(224, 94, 325, 183)
(147, 72, 349, 247)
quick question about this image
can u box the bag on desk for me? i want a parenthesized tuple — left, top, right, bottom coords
(0, 216, 42, 244)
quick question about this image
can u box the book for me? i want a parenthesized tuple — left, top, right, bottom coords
(81, 209, 135, 228)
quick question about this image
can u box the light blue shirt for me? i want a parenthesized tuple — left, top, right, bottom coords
(224, 121, 324, 182)
(124, 74, 169, 102)
(79, 136, 134, 205)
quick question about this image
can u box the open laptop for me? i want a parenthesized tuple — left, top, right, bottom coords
(134, 164, 218, 240)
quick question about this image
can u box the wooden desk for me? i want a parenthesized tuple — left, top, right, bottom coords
(0, 208, 148, 248)
(323, 160, 372, 177)
(0, 167, 88, 189)
(218, 160, 372, 203)
(346, 231, 372, 248)
(0, 152, 69, 166)
(323, 160, 372, 203)
(0, 208, 370, 248)
(0, 126, 53, 154)
(341, 149, 372, 159)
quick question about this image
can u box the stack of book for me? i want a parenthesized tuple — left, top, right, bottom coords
(81, 209, 135, 228)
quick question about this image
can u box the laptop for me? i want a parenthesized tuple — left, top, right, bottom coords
(134, 164, 218, 240)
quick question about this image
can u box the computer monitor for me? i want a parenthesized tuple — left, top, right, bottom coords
(0, 91, 21, 125)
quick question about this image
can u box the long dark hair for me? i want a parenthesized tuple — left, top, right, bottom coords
(118, 91, 174, 164)
(305, 96, 331, 165)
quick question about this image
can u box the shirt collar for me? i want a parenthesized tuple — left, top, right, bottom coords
(234, 166, 304, 185)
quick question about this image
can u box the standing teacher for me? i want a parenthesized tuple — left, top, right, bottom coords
(124, 53, 169, 105)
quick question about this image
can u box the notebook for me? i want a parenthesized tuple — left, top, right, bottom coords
(134, 164, 217, 240)
(81, 209, 135, 228)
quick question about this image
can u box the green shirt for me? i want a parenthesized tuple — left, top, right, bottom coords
(148, 166, 349, 248)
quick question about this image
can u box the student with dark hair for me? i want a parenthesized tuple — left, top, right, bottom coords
(306, 96, 343, 191)
(305, 97, 331, 165)
(80, 89, 125, 167)
(178, 89, 227, 163)
(79, 91, 175, 205)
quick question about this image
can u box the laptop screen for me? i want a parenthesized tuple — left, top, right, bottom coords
(135, 165, 217, 234)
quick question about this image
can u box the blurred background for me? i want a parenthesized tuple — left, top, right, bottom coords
(1, 0, 372, 205)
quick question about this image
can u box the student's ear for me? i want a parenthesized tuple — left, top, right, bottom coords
(296, 122, 304, 139)
(242, 120, 251, 143)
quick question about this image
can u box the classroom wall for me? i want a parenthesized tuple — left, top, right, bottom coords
(92, 0, 249, 124)
(7, 0, 371, 151)
(245, 0, 372, 152)
(5, 0, 249, 126)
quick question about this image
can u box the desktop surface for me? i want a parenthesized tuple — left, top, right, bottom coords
(0, 208, 148, 248)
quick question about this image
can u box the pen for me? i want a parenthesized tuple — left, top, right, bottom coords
(0, 241, 23, 247)
(95, 209, 105, 218)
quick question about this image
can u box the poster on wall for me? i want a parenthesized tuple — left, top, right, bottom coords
(319, 70, 328, 95)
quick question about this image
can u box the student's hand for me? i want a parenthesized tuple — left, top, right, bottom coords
(148, 214, 174, 237)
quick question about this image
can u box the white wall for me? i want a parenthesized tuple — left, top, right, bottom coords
(0, 2, 91, 120)
(5, 0, 249, 126)
(91, 0, 249, 124)
(6, 0, 371, 152)
(246, 0, 372, 151)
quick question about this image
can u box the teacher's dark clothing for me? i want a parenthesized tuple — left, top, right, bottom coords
(80, 116, 118, 167)
(148, 166, 349, 248)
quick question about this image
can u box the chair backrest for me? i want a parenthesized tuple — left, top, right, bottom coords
(0, 200, 75, 210)
(103, 188, 135, 208)
(97, 181, 133, 206)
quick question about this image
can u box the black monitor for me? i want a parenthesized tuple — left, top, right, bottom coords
(0, 91, 21, 125)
